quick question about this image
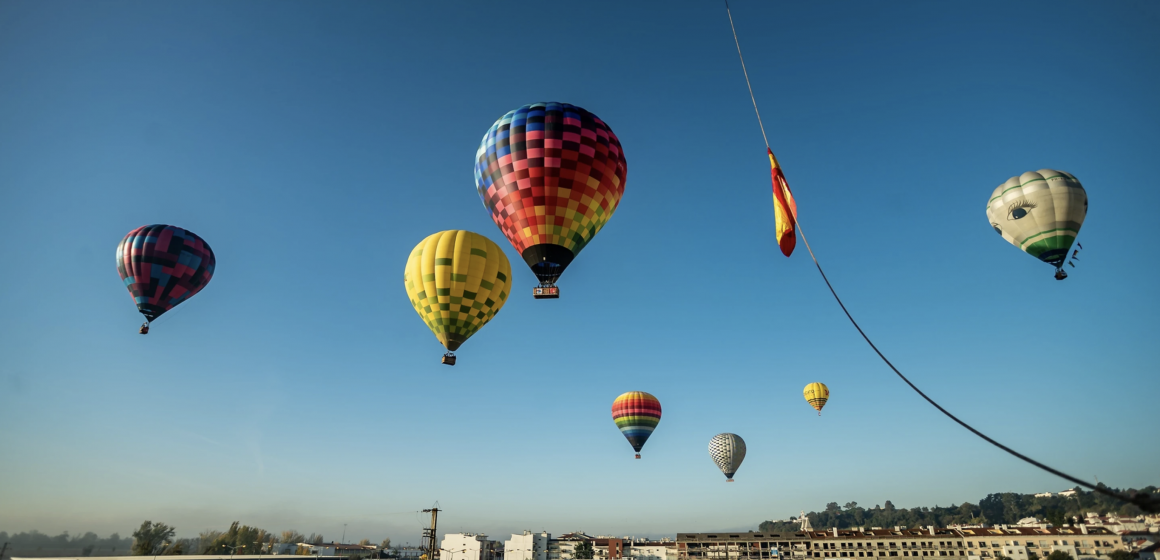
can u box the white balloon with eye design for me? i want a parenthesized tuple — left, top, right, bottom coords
(986, 169, 1086, 278)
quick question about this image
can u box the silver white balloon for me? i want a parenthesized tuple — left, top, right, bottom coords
(708, 433, 746, 482)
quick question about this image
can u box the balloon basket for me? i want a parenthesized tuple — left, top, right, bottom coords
(139, 322, 150, 335)
(533, 285, 560, 299)
(1055, 269, 1068, 280)
(635, 453, 641, 459)
(441, 352, 457, 366)
(726, 478, 734, 482)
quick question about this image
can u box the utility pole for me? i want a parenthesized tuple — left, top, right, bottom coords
(421, 509, 440, 560)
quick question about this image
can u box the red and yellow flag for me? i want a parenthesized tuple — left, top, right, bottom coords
(769, 148, 798, 257)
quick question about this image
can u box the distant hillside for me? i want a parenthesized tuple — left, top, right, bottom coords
(759, 485, 1157, 532)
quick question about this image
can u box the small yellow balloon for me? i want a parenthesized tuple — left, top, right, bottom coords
(404, 231, 511, 356)
(803, 382, 829, 415)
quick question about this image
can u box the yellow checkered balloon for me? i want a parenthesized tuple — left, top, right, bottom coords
(404, 231, 511, 353)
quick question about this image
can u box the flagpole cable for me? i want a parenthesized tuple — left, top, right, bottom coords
(722, 0, 1156, 511)
(725, 0, 770, 151)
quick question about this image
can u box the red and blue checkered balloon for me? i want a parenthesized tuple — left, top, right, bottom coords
(116, 225, 216, 324)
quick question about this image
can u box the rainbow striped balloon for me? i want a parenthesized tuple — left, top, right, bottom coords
(611, 391, 661, 459)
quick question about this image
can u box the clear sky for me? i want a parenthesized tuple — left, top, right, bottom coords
(1, 0, 1157, 545)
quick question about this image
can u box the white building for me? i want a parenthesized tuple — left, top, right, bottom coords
(507, 532, 551, 560)
(629, 543, 676, 560)
(442, 534, 497, 560)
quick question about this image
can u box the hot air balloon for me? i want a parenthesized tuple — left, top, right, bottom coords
(403, 230, 512, 365)
(708, 433, 746, 482)
(116, 225, 216, 334)
(611, 391, 662, 459)
(803, 382, 829, 415)
(986, 170, 1087, 280)
(474, 102, 627, 299)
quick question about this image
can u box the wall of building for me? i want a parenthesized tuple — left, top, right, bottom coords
(506, 532, 550, 560)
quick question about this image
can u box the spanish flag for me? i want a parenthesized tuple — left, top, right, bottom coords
(769, 148, 798, 256)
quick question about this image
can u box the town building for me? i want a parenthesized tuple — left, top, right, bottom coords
(677, 531, 805, 560)
(550, 532, 594, 560)
(629, 541, 677, 560)
(941, 525, 1121, 560)
(507, 532, 551, 560)
(442, 533, 500, 560)
(676, 526, 1127, 560)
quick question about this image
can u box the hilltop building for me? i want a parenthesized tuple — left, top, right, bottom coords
(674, 526, 1125, 560)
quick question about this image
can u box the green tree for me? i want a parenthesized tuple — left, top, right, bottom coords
(1106, 551, 1131, 560)
(381, 539, 392, 550)
(1044, 552, 1073, 560)
(131, 522, 175, 555)
(574, 542, 595, 560)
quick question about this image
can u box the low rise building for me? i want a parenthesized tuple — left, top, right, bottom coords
(507, 532, 551, 560)
(442, 533, 500, 560)
(677, 531, 806, 560)
(953, 525, 1120, 560)
(628, 542, 677, 560)
(550, 533, 594, 560)
(677, 526, 1126, 560)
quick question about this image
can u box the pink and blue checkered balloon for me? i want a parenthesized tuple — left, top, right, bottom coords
(116, 224, 216, 324)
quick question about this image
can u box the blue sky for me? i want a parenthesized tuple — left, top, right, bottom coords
(1, 0, 1157, 544)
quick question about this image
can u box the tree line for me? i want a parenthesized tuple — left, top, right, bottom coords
(759, 485, 1158, 532)
(0, 530, 132, 557)
(1, 521, 393, 557)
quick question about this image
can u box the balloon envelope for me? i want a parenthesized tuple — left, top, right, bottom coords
(803, 382, 830, 414)
(474, 102, 627, 287)
(986, 170, 1086, 271)
(116, 224, 215, 323)
(403, 230, 511, 352)
(708, 433, 746, 481)
(611, 391, 662, 457)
